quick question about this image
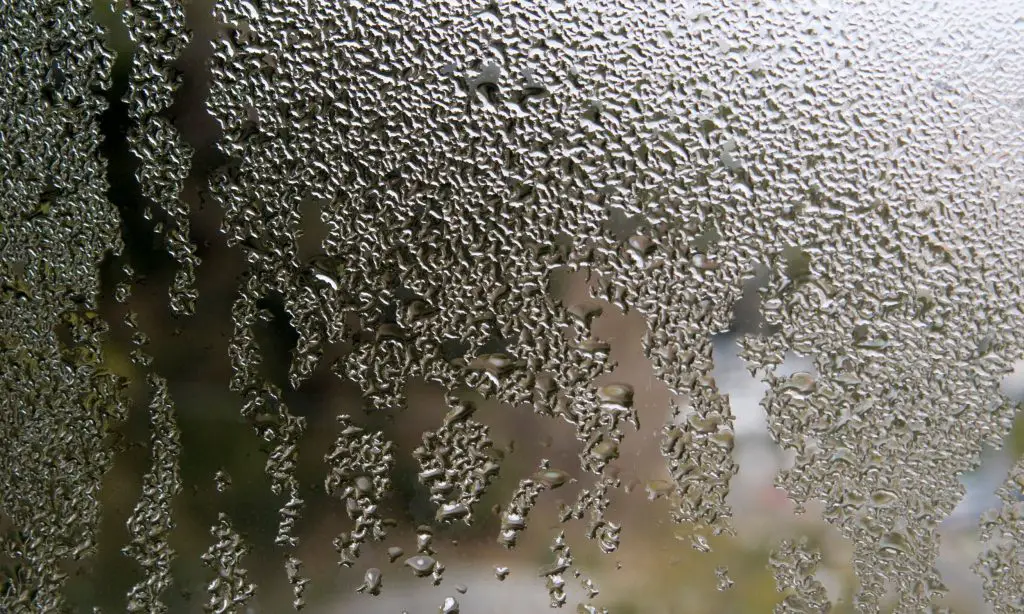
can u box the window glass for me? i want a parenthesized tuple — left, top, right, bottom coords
(1, 1, 1022, 612)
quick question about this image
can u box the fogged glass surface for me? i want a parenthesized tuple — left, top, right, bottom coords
(1, 1, 1023, 612)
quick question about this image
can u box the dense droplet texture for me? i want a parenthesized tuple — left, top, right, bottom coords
(1, 0, 1023, 611)
(123, 375, 183, 612)
(121, 0, 199, 316)
(325, 415, 395, 566)
(973, 459, 1024, 613)
(770, 538, 834, 612)
(1, 2, 129, 609)
(414, 398, 500, 525)
(201, 514, 257, 612)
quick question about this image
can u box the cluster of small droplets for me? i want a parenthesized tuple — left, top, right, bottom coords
(200, 513, 257, 613)
(122, 309, 154, 368)
(213, 469, 232, 493)
(122, 374, 183, 613)
(497, 488, 533, 549)
(121, 0, 200, 315)
(227, 270, 310, 604)
(715, 565, 734, 591)
(565, 384, 635, 475)
(114, 263, 134, 304)
(497, 461, 571, 549)
(284, 555, 310, 611)
(415, 525, 436, 555)
(203, 0, 1024, 606)
(0, 1, 128, 609)
(538, 532, 574, 608)
(768, 538, 832, 613)
(240, 385, 307, 549)
(116, 308, 174, 613)
(661, 389, 738, 533)
(1, 0, 1023, 609)
(973, 460, 1024, 613)
(579, 224, 742, 538)
(413, 398, 501, 525)
(762, 358, 957, 610)
(324, 415, 395, 566)
(559, 476, 621, 555)
(725, 2, 1023, 608)
(496, 482, 534, 546)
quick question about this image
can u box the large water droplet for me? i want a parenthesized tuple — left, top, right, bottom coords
(404, 554, 437, 576)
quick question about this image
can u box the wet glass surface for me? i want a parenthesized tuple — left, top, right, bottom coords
(1, 1, 1023, 612)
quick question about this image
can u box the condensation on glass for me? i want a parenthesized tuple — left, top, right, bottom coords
(1, 0, 1022, 612)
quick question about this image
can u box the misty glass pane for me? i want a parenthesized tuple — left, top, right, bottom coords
(1, 1, 1023, 612)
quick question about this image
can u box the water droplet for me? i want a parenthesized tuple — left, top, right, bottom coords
(870, 489, 898, 507)
(500, 512, 526, 531)
(645, 480, 674, 500)
(468, 353, 517, 377)
(442, 401, 477, 426)
(879, 531, 909, 556)
(690, 534, 712, 553)
(354, 476, 372, 493)
(574, 339, 611, 355)
(597, 383, 634, 408)
(785, 372, 816, 394)
(627, 234, 655, 257)
(404, 554, 437, 576)
(589, 438, 619, 462)
(405, 299, 437, 322)
(436, 502, 471, 523)
(532, 468, 571, 490)
(214, 470, 232, 492)
(375, 323, 408, 341)
(416, 525, 435, 553)
(715, 565, 734, 591)
(356, 568, 382, 596)
(439, 596, 460, 614)
(567, 303, 603, 326)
